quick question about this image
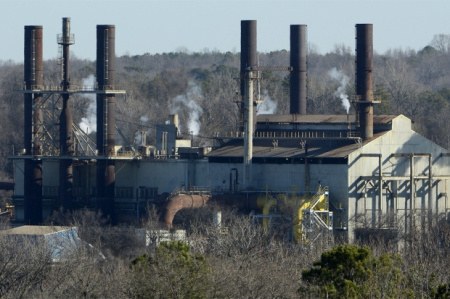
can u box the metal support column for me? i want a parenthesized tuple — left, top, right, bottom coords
(243, 71, 254, 189)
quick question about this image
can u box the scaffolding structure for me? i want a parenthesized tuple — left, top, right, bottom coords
(357, 153, 450, 237)
(15, 87, 126, 157)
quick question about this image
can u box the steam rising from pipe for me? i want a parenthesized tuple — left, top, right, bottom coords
(134, 116, 148, 145)
(257, 90, 277, 115)
(79, 74, 97, 133)
(328, 68, 351, 114)
(169, 81, 203, 136)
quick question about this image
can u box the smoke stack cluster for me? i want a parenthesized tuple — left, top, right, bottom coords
(355, 24, 374, 140)
(290, 25, 307, 115)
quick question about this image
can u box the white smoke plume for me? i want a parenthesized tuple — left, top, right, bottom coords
(328, 67, 351, 114)
(79, 74, 97, 133)
(134, 116, 149, 146)
(169, 81, 203, 136)
(257, 90, 277, 115)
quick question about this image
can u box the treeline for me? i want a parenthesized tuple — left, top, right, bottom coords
(0, 206, 448, 298)
(1, 35, 450, 181)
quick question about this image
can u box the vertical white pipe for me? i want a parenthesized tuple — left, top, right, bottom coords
(243, 71, 253, 189)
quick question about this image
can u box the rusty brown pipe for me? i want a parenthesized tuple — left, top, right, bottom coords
(24, 25, 43, 225)
(161, 194, 211, 228)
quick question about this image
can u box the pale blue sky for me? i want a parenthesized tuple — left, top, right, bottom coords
(1, 0, 449, 62)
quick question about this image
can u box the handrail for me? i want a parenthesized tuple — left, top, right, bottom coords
(169, 186, 211, 198)
(213, 131, 360, 139)
(309, 186, 329, 210)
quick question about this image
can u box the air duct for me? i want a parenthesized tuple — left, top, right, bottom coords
(96, 25, 116, 220)
(290, 25, 307, 115)
(355, 24, 374, 140)
(24, 25, 43, 224)
(161, 194, 211, 228)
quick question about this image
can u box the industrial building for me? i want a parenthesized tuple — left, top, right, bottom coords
(10, 19, 449, 243)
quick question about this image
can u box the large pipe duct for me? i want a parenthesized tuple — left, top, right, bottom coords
(256, 195, 277, 234)
(355, 24, 374, 140)
(290, 25, 307, 115)
(161, 194, 211, 228)
(24, 25, 43, 224)
(59, 18, 75, 211)
(96, 25, 116, 220)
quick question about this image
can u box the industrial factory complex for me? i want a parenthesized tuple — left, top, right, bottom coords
(9, 19, 450, 243)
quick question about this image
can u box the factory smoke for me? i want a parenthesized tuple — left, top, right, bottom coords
(328, 68, 351, 114)
(134, 116, 148, 146)
(169, 81, 203, 136)
(257, 90, 277, 115)
(78, 74, 97, 133)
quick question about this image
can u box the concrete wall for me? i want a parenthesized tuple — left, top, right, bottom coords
(115, 159, 211, 195)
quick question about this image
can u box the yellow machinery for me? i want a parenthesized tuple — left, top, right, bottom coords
(292, 186, 333, 243)
(256, 194, 277, 234)
(252, 186, 333, 244)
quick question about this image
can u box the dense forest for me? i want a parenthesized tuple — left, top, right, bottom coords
(1, 35, 450, 180)
(0, 206, 448, 298)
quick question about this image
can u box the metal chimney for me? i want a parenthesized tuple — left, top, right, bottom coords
(96, 25, 116, 221)
(23, 25, 43, 224)
(240, 20, 257, 190)
(355, 24, 374, 140)
(240, 20, 257, 131)
(59, 17, 75, 211)
(240, 20, 257, 96)
(290, 25, 307, 115)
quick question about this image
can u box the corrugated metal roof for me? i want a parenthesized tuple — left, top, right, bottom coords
(207, 131, 389, 159)
(1, 226, 76, 235)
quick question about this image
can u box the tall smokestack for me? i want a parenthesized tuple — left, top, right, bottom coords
(96, 25, 116, 221)
(355, 24, 374, 140)
(24, 25, 43, 224)
(240, 20, 257, 132)
(240, 20, 257, 190)
(290, 24, 307, 115)
(59, 17, 75, 211)
(240, 20, 257, 95)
